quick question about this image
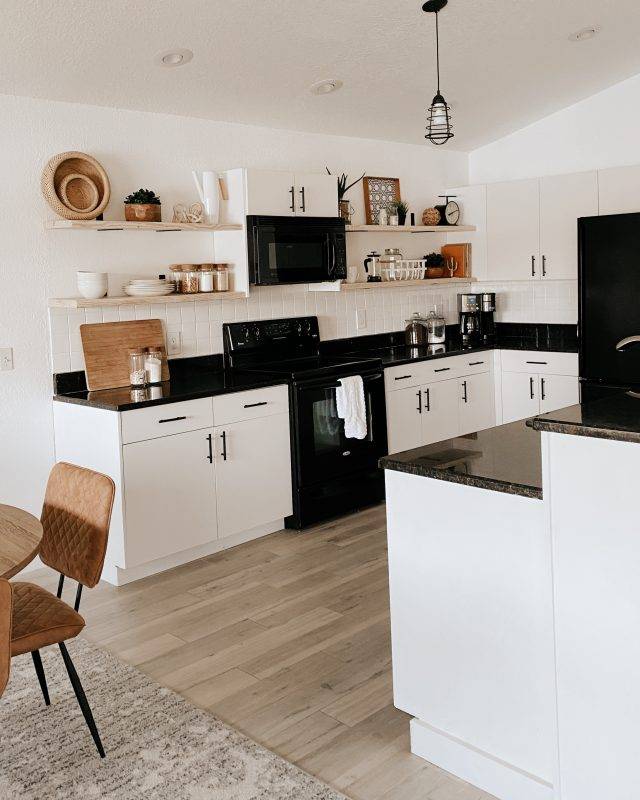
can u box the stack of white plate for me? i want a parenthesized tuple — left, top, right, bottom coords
(77, 271, 108, 299)
(123, 278, 176, 297)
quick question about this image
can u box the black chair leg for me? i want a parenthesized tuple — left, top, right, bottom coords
(58, 642, 106, 758)
(31, 650, 51, 706)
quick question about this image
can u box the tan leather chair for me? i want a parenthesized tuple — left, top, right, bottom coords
(0, 579, 11, 698)
(11, 462, 115, 757)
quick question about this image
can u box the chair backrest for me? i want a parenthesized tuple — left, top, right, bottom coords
(39, 462, 115, 589)
(0, 579, 11, 698)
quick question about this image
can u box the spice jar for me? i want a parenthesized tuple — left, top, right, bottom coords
(213, 264, 229, 292)
(171, 264, 199, 294)
(129, 349, 147, 387)
(144, 347, 164, 384)
(198, 263, 215, 293)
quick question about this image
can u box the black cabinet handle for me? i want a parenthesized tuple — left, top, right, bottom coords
(529, 377, 535, 399)
(206, 433, 213, 463)
(158, 416, 187, 424)
(434, 367, 450, 373)
(299, 186, 306, 212)
(394, 374, 412, 381)
(541, 377, 546, 400)
(468, 361, 484, 366)
(289, 185, 295, 212)
(531, 255, 536, 277)
(244, 401, 268, 408)
(542, 254, 547, 277)
(221, 430, 227, 461)
(425, 387, 430, 412)
(526, 361, 548, 365)
(416, 390, 422, 414)
(462, 380, 468, 403)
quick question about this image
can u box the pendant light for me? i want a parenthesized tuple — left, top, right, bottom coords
(422, 0, 453, 145)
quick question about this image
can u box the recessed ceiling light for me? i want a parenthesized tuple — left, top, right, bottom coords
(310, 79, 343, 96)
(569, 27, 598, 42)
(155, 48, 194, 67)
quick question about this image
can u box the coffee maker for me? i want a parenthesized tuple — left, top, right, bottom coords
(479, 293, 496, 343)
(458, 293, 496, 344)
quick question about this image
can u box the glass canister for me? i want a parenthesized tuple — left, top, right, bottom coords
(425, 308, 446, 344)
(405, 313, 427, 346)
(213, 264, 229, 292)
(129, 348, 147, 387)
(171, 264, 199, 293)
(144, 347, 164, 384)
(198, 263, 215, 293)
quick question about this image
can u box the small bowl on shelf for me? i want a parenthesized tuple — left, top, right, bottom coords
(425, 266, 445, 279)
(77, 270, 108, 299)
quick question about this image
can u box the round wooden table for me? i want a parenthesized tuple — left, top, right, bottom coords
(0, 504, 43, 579)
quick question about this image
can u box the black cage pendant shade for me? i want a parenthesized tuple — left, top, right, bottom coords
(422, 0, 454, 145)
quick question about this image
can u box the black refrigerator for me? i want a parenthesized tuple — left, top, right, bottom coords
(579, 212, 640, 401)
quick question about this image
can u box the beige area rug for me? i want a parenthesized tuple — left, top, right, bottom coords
(0, 638, 346, 800)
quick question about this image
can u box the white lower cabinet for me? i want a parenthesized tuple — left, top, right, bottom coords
(421, 379, 461, 443)
(123, 428, 218, 567)
(458, 372, 495, 435)
(539, 374, 580, 414)
(385, 385, 424, 454)
(502, 372, 579, 424)
(214, 414, 292, 538)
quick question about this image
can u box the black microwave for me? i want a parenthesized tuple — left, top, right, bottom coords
(247, 215, 347, 285)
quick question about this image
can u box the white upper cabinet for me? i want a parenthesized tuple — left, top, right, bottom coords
(446, 184, 488, 280)
(539, 171, 598, 280)
(598, 164, 640, 215)
(244, 168, 337, 217)
(487, 178, 540, 280)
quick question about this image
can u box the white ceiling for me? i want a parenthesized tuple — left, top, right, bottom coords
(2, 0, 640, 150)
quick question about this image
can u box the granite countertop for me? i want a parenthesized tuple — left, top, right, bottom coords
(530, 390, 640, 444)
(347, 342, 494, 368)
(54, 369, 289, 411)
(380, 420, 542, 499)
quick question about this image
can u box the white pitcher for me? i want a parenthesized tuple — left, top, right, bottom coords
(192, 170, 220, 225)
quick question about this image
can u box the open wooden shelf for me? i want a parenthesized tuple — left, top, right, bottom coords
(341, 278, 474, 291)
(346, 224, 476, 233)
(48, 292, 246, 309)
(46, 219, 242, 232)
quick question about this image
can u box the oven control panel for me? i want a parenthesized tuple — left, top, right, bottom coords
(224, 316, 320, 358)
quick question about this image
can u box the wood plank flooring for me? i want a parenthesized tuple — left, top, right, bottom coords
(28, 504, 495, 800)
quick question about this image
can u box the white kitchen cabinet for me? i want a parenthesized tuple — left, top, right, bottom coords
(244, 168, 337, 217)
(501, 372, 540, 424)
(458, 371, 495, 435)
(386, 385, 424, 454)
(122, 427, 218, 567)
(214, 412, 292, 538)
(539, 171, 598, 280)
(487, 178, 540, 280)
(598, 164, 640, 215)
(539, 374, 580, 414)
(421, 379, 461, 444)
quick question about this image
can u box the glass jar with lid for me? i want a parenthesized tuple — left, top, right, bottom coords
(144, 347, 164, 384)
(425, 307, 446, 344)
(129, 348, 147, 387)
(213, 264, 230, 292)
(171, 264, 199, 294)
(198, 263, 215, 293)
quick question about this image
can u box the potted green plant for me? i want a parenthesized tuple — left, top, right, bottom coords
(423, 252, 445, 279)
(389, 199, 410, 226)
(326, 168, 365, 223)
(124, 188, 162, 222)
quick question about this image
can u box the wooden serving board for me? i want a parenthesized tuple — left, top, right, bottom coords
(80, 319, 169, 391)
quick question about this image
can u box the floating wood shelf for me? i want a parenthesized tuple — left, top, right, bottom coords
(48, 292, 247, 309)
(46, 219, 242, 232)
(345, 224, 476, 233)
(340, 278, 474, 291)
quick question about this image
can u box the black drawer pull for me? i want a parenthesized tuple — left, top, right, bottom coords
(244, 401, 268, 408)
(394, 375, 413, 381)
(206, 433, 213, 463)
(158, 416, 187, 424)
(526, 361, 548, 365)
(529, 377, 535, 399)
(425, 387, 430, 412)
(416, 390, 422, 414)
(434, 367, 450, 373)
(541, 377, 546, 401)
(462, 380, 468, 403)
(468, 361, 484, 366)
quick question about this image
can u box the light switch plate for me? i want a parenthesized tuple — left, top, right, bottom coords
(0, 348, 13, 370)
(167, 332, 182, 355)
(356, 309, 367, 330)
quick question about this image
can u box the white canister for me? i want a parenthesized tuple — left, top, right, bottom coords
(144, 348, 164, 384)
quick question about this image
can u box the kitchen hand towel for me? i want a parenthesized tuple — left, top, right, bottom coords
(335, 376, 367, 440)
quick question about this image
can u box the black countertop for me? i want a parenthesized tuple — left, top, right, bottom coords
(530, 390, 640, 444)
(380, 420, 542, 499)
(53, 369, 289, 411)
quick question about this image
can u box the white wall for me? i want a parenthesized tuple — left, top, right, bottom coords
(0, 92, 468, 516)
(469, 72, 640, 183)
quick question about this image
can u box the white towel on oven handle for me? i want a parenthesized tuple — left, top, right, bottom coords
(335, 375, 367, 440)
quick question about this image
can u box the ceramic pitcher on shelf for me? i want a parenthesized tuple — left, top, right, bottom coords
(192, 170, 220, 225)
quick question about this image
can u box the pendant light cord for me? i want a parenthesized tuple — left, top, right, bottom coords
(435, 11, 440, 93)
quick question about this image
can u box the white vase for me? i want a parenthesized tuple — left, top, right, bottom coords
(192, 170, 220, 225)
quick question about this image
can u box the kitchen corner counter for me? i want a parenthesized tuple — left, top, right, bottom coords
(530, 391, 640, 444)
(380, 420, 542, 499)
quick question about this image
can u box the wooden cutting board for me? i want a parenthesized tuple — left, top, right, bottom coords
(80, 319, 169, 391)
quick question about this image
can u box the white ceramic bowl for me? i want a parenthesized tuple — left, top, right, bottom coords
(77, 271, 107, 299)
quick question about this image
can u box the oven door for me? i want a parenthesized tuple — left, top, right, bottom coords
(293, 372, 387, 487)
(249, 216, 345, 285)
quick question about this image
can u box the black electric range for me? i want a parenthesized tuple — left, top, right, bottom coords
(224, 317, 388, 528)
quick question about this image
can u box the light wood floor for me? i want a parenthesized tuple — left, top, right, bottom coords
(31, 504, 495, 800)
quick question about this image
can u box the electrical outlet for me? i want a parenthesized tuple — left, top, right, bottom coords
(167, 332, 182, 355)
(356, 309, 367, 330)
(0, 348, 13, 371)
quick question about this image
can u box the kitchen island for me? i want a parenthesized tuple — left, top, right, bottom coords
(381, 393, 640, 800)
